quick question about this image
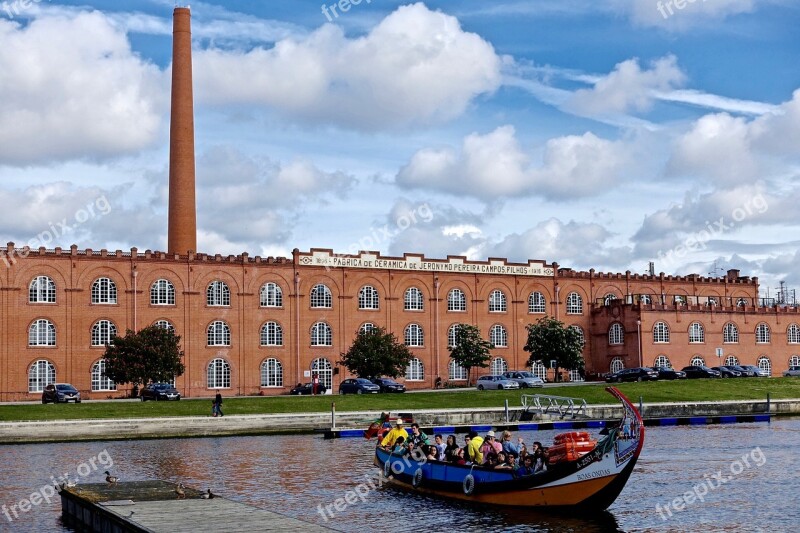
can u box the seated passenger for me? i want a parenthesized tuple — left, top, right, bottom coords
(380, 418, 409, 449)
(517, 455, 536, 476)
(392, 436, 409, 455)
(434, 434, 447, 461)
(485, 431, 502, 454)
(426, 444, 438, 461)
(407, 423, 430, 450)
(533, 447, 547, 473)
(444, 435, 461, 462)
(494, 451, 512, 470)
(485, 453, 498, 468)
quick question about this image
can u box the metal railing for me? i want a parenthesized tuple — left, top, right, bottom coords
(521, 394, 588, 419)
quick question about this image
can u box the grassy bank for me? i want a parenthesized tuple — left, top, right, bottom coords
(2, 378, 799, 422)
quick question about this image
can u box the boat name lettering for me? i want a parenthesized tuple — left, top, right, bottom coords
(576, 469, 611, 481)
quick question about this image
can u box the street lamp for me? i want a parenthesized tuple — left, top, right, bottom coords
(636, 320, 642, 367)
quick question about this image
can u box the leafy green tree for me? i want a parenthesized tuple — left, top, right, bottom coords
(449, 323, 493, 386)
(103, 325, 185, 387)
(339, 327, 413, 379)
(523, 316, 584, 381)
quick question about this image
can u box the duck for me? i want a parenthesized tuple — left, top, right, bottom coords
(104, 471, 119, 484)
(175, 482, 186, 499)
(201, 489, 215, 500)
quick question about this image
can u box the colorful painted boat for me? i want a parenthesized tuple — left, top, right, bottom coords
(373, 386, 644, 510)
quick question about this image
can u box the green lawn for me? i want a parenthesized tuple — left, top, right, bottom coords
(2, 378, 799, 422)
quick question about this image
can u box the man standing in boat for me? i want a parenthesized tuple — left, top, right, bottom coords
(380, 418, 408, 448)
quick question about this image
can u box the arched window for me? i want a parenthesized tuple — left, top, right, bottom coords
(154, 320, 174, 332)
(311, 322, 332, 346)
(359, 323, 376, 335)
(566, 292, 583, 314)
(570, 325, 585, 348)
(531, 361, 547, 380)
(790, 355, 800, 367)
(654, 355, 671, 368)
(489, 290, 507, 312)
(653, 321, 670, 343)
(639, 294, 652, 305)
(447, 288, 466, 311)
(674, 295, 687, 305)
(29, 276, 56, 303)
(725, 355, 739, 366)
(608, 323, 624, 345)
(358, 285, 379, 310)
(604, 293, 617, 306)
(447, 324, 461, 348)
(260, 358, 283, 387)
(491, 357, 508, 375)
(787, 324, 800, 344)
(707, 297, 718, 306)
(91, 360, 116, 391)
(207, 358, 231, 389)
(91, 277, 117, 304)
(206, 281, 230, 306)
(528, 291, 546, 313)
(448, 359, 467, 381)
(736, 297, 748, 307)
(490, 325, 507, 347)
(723, 323, 739, 343)
(691, 355, 705, 366)
(260, 282, 283, 307)
(404, 324, 424, 347)
(91, 320, 117, 346)
(207, 321, 231, 346)
(755, 323, 771, 344)
(689, 322, 705, 343)
(28, 360, 55, 392)
(404, 287, 424, 311)
(150, 279, 175, 305)
(29, 319, 56, 346)
(610, 357, 624, 373)
(310, 284, 332, 308)
(757, 356, 771, 376)
(260, 322, 283, 346)
(406, 358, 424, 381)
(311, 358, 333, 389)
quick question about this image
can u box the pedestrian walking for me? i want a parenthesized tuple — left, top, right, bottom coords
(214, 392, 224, 417)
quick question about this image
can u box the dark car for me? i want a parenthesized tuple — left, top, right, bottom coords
(289, 382, 327, 395)
(605, 367, 659, 383)
(654, 367, 687, 380)
(140, 383, 181, 401)
(711, 366, 742, 378)
(681, 365, 722, 379)
(732, 365, 758, 377)
(739, 364, 769, 377)
(339, 378, 380, 395)
(41, 383, 81, 404)
(370, 378, 406, 393)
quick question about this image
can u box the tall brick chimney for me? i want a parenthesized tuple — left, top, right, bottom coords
(167, 6, 197, 255)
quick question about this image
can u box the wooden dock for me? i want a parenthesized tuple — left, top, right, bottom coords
(60, 480, 333, 532)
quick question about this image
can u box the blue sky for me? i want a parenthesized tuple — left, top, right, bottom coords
(1, 0, 798, 298)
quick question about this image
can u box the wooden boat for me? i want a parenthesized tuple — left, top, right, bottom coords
(373, 386, 644, 510)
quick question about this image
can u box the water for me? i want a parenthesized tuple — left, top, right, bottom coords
(0, 420, 796, 532)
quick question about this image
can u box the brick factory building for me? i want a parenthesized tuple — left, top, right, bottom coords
(1, 8, 798, 401)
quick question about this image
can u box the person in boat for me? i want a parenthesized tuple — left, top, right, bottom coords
(501, 430, 525, 456)
(433, 434, 446, 461)
(391, 436, 409, 455)
(507, 452, 518, 472)
(485, 452, 499, 468)
(480, 431, 501, 463)
(425, 445, 439, 461)
(444, 435, 460, 462)
(494, 451, 513, 470)
(517, 455, 536, 476)
(380, 418, 408, 449)
(466, 431, 484, 464)
(532, 446, 547, 473)
(407, 423, 430, 451)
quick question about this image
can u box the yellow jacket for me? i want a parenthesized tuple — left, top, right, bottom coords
(467, 436, 484, 464)
(381, 427, 409, 448)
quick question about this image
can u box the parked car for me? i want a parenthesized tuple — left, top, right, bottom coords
(711, 366, 742, 378)
(476, 375, 520, 390)
(653, 367, 687, 380)
(502, 371, 544, 388)
(783, 366, 800, 377)
(739, 365, 769, 377)
(681, 365, 722, 379)
(140, 383, 181, 401)
(289, 382, 328, 395)
(605, 367, 659, 383)
(42, 383, 81, 404)
(370, 377, 406, 393)
(339, 378, 380, 394)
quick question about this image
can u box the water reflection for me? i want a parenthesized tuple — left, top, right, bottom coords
(0, 421, 795, 532)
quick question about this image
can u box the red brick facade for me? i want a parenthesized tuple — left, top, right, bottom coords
(3, 243, 796, 402)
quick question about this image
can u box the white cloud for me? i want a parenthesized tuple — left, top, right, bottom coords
(193, 3, 502, 129)
(0, 12, 166, 165)
(618, 0, 757, 30)
(397, 126, 632, 201)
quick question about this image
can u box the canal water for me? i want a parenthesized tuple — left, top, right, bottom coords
(0, 419, 796, 532)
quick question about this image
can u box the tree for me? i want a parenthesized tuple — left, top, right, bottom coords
(449, 323, 493, 386)
(103, 325, 185, 387)
(523, 317, 584, 382)
(339, 327, 413, 379)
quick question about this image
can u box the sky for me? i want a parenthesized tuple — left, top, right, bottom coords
(1, 0, 798, 300)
